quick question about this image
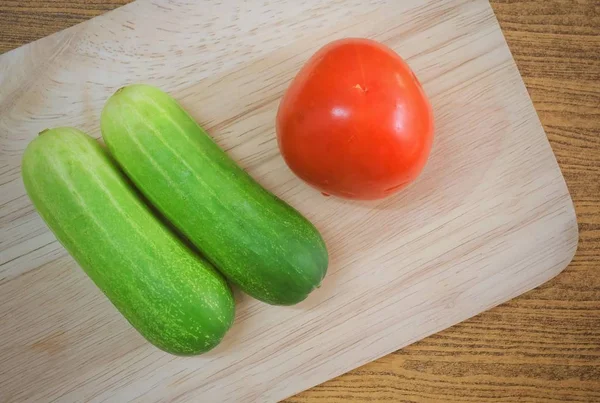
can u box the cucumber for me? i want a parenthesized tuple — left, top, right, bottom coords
(22, 128, 235, 355)
(101, 85, 328, 305)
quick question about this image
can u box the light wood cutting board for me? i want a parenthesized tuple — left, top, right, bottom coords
(0, 0, 578, 401)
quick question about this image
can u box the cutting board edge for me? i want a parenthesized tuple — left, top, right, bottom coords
(0, 0, 134, 61)
(275, 214, 579, 403)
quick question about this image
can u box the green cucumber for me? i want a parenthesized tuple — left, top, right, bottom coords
(22, 127, 235, 355)
(101, 84, 328, 305)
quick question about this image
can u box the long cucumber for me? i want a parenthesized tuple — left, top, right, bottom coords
(22, 128, 235, 355)
(101, 85, 328, 305)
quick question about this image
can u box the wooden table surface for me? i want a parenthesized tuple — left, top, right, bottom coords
(1, 1, 598, 402)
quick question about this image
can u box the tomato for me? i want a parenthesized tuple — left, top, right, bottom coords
(276, 38, 434, 200)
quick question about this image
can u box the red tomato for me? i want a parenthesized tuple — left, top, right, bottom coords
(276, 38, 434, 200)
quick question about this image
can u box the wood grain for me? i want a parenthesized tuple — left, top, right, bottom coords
(0, 0, 597, 402)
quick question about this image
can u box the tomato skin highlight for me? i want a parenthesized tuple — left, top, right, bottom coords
(276, 38, 434, 200)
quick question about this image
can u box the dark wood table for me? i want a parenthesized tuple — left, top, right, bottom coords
(1, 1, 598, 401)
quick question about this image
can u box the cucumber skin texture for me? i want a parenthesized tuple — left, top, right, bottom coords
(22, 128, 235, 355)
(101, 85, 328, 305)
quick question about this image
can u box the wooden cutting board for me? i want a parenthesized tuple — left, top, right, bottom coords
(0, 0, 578, 401)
